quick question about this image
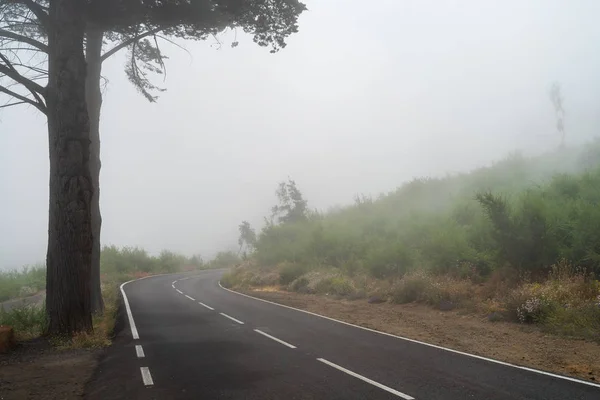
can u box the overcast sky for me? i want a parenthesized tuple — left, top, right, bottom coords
(1, 0, 600, 269)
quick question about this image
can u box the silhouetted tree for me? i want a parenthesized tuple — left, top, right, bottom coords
(238, 220, 257, 254)
(550, 82, 566, 148)
(271, 178, 308, 224)
(0, 0, 306, 334)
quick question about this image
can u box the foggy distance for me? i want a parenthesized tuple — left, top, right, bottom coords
(2, 0, 600, 269)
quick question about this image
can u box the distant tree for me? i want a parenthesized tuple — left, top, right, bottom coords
(209, 251, 241, 269)
(0, 0, 307, 331)
(549, 82, 566, 148)
(271, 178, 308, 224)
(238, 220, 257, 254)
(189, 254, 204, 268)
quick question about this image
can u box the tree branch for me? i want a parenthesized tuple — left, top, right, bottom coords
(0, 52, 45, 94)
(0, 84, 45, 113)
(0, 28, 48, 52)
(101, 28, 162, 62)
(0, 100, 26, 108)
(5, 0, 49, 31)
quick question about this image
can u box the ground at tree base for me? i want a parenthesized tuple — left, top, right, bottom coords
(240, 287, 600, 383)
(0, 338, 100, 400)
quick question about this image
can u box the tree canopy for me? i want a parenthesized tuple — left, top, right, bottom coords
(1, 0, 307, 106)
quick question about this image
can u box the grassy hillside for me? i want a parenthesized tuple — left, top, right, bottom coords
(224, 140, 600, 340)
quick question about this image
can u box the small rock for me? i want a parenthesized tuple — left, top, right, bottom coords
(487, 311, 504, 322)
(368, 296, 385, 304)
(439, 300, 455, 311)
(0, 325, 15, 353)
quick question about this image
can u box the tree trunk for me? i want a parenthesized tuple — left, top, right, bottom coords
(45, 0, 93, 335)
(85, 27, 104, 315)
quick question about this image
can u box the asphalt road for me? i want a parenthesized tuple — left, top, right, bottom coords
(85, 269, 600, 399)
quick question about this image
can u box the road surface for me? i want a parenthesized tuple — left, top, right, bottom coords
(85, 269, 600, 399)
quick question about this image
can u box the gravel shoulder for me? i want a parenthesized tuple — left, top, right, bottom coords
(240, 288, 600, 383)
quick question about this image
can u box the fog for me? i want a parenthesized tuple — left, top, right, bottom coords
(1, 0, 600, 269)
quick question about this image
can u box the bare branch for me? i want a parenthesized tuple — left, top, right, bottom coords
(0, 28, 47, 52)
(0, 52, 45, 94)
(0, 100, 26, 108)
(0, 84, 45, 113)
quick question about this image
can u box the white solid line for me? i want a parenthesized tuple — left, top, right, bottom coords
(140, 367, 154, 386)
(185, 294, 196, 301)
(317, 358, 414, 399)
(219, 312, 244, 324)
(199, 302, 215, 310)
(119, 281, 141, 340)
(254, 329, 296, 349)
(218, 281, 600, 389)
(176, 289, 183, 294)
(135, 345, 145, 358)
(118, 273, 180, 340)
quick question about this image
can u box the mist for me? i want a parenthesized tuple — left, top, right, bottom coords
(2, 0, 600, 269)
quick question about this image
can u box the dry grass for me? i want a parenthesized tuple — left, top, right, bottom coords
(226, 260, 600, 341)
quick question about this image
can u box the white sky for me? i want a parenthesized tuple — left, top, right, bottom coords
(2, 0, 600, 269)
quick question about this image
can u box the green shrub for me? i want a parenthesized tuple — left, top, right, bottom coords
(391, 273, 431, 304)
(0, 304, 47, 339)
(313, 276, 355, 296)
(290, 277, 310, 292)
(543, 302, 600, 341)
(0, 264, 46, 302)
(279, 263, 308, 285)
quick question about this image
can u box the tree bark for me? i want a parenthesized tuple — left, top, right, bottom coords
(85, 26, 104, 315)
(45, 0, 93, 335)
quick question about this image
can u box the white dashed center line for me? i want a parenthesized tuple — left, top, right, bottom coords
(175, 289, 183, 294)
(185, 295, 196, 301)
(219, 312, 244, 324)
(140, 367, 154, 386)
(135, 345, 145, 358)
(254, 329, 296, 349)
(317, 358, 414, 399)
(199, 302, 214, 310)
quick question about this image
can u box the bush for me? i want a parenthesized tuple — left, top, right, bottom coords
(0, 304, 47, 340)
(314, 276, 355, 296)
(0, 265, 46, 302)
(391, 272, 431, 304)
(544, 301, 600, 341)
(289, 277, 310, 292)
(279, 263, 308, 285)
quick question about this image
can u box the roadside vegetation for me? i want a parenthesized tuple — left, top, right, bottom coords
(0, 246, 217, 344)
(223, 140, 600, 342)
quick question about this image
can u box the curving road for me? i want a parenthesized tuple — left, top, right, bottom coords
(85, 269, 600, 399)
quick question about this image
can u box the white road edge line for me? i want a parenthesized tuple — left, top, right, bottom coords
(218, 281, 600, 389)
(254, 329, 296, 349)
(135, 345, 145, 358)
(199, 302, 215, 310)
(176, 289, 183, 294)
(140, 367, 154, 386)
(119, 273, 175, 340)
(317, 358, 414, 400)
(185, 294, 196, 301)
(219, 312, 244, 324)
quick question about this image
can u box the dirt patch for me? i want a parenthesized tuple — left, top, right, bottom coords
(241, 289, 600, 383)
(0, 338, 100, 400)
